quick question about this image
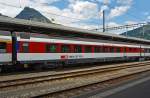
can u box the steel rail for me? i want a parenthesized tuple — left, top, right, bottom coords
(0, 61, 150, 90)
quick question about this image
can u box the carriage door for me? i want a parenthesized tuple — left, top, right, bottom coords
(22, 42, 29, 53)
(0, 42, 6, 53)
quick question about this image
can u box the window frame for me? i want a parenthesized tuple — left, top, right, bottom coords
(46, 43, 58, 53)
(74, 45, 82, 53)
(22, 42, 29, 53)
(0, 42, 6, 53)
(61, 44, 71, 53)
(84, 45, 92, 53)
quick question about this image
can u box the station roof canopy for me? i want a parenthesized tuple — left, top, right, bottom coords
(0, 16, 150, 44)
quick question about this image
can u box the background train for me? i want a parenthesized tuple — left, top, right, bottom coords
(0, 31, 150, 71)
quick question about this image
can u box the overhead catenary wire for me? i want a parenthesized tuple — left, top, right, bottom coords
(92, 10, 148, 31)
(92, 22, 148, 31)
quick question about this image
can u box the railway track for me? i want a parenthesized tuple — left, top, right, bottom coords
(0, 61, 149, 89)
(1, 61, 150, 98)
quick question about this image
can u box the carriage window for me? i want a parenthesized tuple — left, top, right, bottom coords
(85, 46, 92, 53)
(0, 42, 6, 53)
(103, 47, 108, 52)
(145, 49, 149, 53)
(74, 45, 82, 53)
(124, 48, 127, 52)
(147, 49, 149, 53)
(116, 47, 121, 52)
(61, 45, 70, 53)
(47, 44, 57, 53)
(145, 49, 147, 53)
(99, 46, 103, 53)
(94, 47, 99, 53)
(22, 43, 29, 53)
(149, 49, 150, 53)
(110, 47, 115, 53)
(95, 46, 103, 53)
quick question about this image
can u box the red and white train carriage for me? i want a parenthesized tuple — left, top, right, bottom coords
(0, 31, 150, 70)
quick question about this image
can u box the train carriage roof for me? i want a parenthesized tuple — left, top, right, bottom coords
(0, 16, 150, 44)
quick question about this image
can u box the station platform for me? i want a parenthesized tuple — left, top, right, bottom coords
(87, 72, 150, 98)
(104, 77, 150, 98)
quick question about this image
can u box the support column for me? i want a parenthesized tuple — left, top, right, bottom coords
(11, 31, 17, 65)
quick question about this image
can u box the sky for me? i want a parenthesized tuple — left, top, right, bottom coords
(0, 0, 149, 34)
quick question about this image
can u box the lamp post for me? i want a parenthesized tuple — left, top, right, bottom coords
(103, 10, 105, 32)
(93, 0, 108, 32)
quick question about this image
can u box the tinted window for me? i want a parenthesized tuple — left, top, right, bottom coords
(74, 45, 82, 53)
(145, 48, 150, 53)
(99, 46, 103, 52)
(116, 47, 121, 52)
(22, 43, 29, 53)
(103, 47, 108, 52)
(85, 46, 92, 53)
(123, 48, 126, 52)
(47, 44, 57, 53)
(94, 47, 99, 53)
(94, 46, 103, 53)
(110, 47, 115, 53)
(61, 45, 70, 53)
(0, 42, 6, 53)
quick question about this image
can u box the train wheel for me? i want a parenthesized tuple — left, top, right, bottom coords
(0, 65, 7, 73)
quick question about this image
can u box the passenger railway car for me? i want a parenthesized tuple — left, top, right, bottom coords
(0, 32, 150, 71)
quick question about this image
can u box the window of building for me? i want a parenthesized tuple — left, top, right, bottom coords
(0, 42, 6, 53)
(61, 45, 70, 53)
(74, 45, 82, 53)
(46, 44, 57, 53)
